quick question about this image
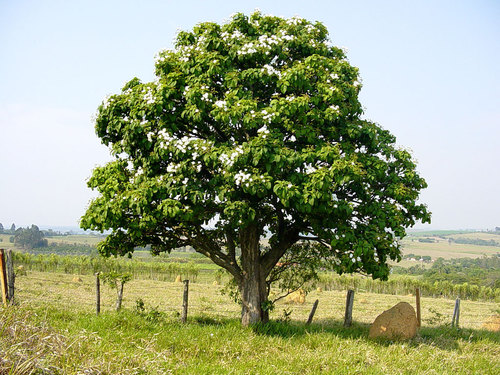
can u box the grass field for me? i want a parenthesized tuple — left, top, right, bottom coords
(0, 233, 16, 249)
(1, 270, 499, 374)
(401, 231, 500, 260)
(46, 234, 105, 246)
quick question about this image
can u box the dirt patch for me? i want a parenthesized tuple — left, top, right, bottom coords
(481, 315, 500, 332)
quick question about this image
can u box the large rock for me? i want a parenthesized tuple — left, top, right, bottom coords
(369, 302, 418, 340)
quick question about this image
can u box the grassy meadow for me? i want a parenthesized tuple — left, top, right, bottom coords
(1, 230, 500, 373)
(1, 269, 499, 374)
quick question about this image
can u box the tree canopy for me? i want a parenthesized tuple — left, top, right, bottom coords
(12, 225, 48, 249)
(81, 11, 430, 324)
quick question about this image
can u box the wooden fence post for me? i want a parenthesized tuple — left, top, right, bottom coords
(344, 289, 355, 327)
(415, 288, 421, 328)
(181, 279, 189, 323)
(306, 299, 319, 325)
(452, 298, 460, 327)
(0, 250, 8, 307)
(95, 272, 101, 315)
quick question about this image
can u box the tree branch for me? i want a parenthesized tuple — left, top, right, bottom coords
(261, 226, 300, 276)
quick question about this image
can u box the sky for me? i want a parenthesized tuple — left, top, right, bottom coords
(0, 0, 499, 230)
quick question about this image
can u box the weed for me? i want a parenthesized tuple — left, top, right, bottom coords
(277, 308, 293, 323)
(424, 307, 448, 325)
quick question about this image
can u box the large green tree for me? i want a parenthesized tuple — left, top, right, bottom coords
(81, 11, 430, 325)
(13, 225, 48, 249)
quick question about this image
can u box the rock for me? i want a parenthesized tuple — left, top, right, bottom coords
(369, 302, 418, 340)
(285, 289, 306, 304)
(482, 315, 500, 332)
(72, 277, 83, 283)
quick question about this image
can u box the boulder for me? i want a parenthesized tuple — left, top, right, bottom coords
(369, 302, 418, 340)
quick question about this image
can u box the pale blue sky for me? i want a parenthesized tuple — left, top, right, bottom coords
(0, 0, 499, 229)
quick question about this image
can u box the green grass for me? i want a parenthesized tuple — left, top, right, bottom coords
(1, 270, 499, 374)
(2, 303, 499, 374)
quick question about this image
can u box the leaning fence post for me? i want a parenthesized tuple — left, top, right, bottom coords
(95, 272, 101, 315)
(181, 279, 189, 323)
(306, 299, 319, 325)
(344, 289, 355, 327)
(452, 298, 460, 327)
(415, 288, 421, 328)
(0, 250, 8, 307)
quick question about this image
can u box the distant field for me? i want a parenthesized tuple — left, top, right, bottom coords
(47, 234, 104, 246)
(401, 231, 500, 260)
(4, 230, 500, 263)
(407, 230, 477, 237)
(0, 234, 15, 248)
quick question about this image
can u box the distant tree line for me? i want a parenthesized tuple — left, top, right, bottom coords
(8, 225, 48, 249)
(393, 255, 500, 289)
(448, 237, 500, 247)
(0, 223, 17, 234)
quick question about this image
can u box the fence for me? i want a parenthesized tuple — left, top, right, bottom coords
(9, 270, 498, 331)
(3, 249, 499, 331)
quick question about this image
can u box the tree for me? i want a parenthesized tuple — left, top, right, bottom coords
(100, 271, 132, 311)
(0, 223, 3, 234)
(81, 11, 430, 325)
(13, 225, 48, 249)
(10, 223, 16, 233)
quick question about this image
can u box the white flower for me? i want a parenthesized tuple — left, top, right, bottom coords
(102, 95, 112, 109)
(257, 125, 270, 135)
(330, 104, 340, 113)
(166, 163, 180, 173)
(261, 64, 281, 77)
(214, 100, 227, 109)
(201, 92, 210, 102)
(304, 163, 316, 174)
(234, 170, 252, 186)
(143, 89, 155, 105)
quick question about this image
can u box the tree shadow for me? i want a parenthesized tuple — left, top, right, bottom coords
(252, 318, 369, 340)
(413, 325, 500, 350)
(250, 318, 500, 351)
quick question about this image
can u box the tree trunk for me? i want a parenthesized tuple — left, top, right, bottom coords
(239, 224, 269, 326)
